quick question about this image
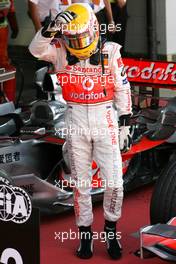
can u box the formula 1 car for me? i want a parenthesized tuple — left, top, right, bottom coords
(0, 58, 175, 220)
(123, 58, 176, 224)
(135, 217, 176, 261)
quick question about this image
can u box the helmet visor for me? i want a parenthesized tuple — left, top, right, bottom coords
(63, 30, 96, 50)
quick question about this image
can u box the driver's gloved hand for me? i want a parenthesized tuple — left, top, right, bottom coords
(119, 114, 132, 153)
(41, 11, 77, 38)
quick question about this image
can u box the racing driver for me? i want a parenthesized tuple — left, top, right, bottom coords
(29, 3, 132, 260)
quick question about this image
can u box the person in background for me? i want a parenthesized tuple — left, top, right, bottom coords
(28, 0, 72, 32)
(94, 0, 115, 36)
(108, 0, 128, 55)
(72, 0, 115, 39)
(0, 0, 19, 101)
(28, 0, 73, 71)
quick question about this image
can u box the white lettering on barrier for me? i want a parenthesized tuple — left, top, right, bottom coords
(124, 62, 176, 82)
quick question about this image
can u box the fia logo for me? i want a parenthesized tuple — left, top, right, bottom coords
(0, 248, 23, 264)
(0, 176, 32, 224)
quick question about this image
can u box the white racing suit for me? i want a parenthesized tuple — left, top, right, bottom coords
(29, 32, 132, 226)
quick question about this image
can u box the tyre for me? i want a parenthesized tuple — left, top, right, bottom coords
(150, 153, 176, 224)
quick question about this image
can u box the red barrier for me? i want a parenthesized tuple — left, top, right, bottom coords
(123, 58, 176, 88)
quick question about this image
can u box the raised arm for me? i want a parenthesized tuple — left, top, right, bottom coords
(28, 0, 42, 32)
(29, 30, 57, 65)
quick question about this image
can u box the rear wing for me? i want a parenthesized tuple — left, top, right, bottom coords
(123, 58, 176, 89)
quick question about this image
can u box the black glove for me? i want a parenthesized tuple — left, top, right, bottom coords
(119, 114, 132, 152)
(41, 11, 77, 38)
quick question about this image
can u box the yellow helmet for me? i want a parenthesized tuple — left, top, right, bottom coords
(60, 3, 99, 60)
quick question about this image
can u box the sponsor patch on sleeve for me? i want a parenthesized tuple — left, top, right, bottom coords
(122, 78, 129, 85)
(117, 57, 123, 68)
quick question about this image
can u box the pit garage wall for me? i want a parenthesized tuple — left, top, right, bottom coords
(125, 0, 168, 58)
(9, 0, 174, 59)
(156, 0, 167, 58)
(125, 0, 148, 56)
